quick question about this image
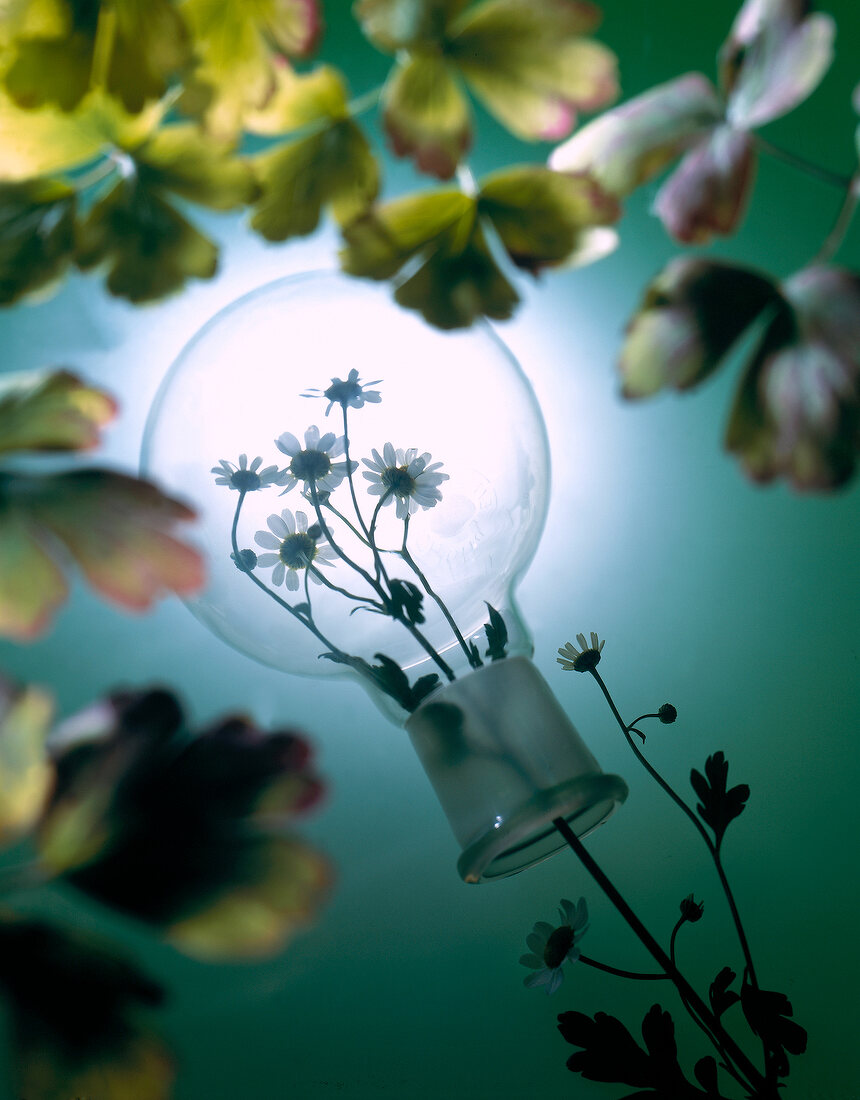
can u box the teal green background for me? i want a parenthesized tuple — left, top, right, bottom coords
(1, 1, 859, 1096)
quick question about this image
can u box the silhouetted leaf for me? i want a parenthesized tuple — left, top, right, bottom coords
(38, 689, 329, 959)
(0, 469, 203, 640)
(483, 602, 507, 660)
(0, 917, 173, 1100)
(367, 653, 440, 711)
(0, 369, 116, 454)
(388, 578, 426, 625)
(693, 1055, 721, 1096)
(741, 977, 807, 1079)
(0, 179, 76, 305)
(414, 701, 468, 765)
(690, 752, 750, 849)
(709, 966, 740, 1018)
(0, 676, 53, 850)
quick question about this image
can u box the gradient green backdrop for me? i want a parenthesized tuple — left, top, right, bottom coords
(1, 1, 858, 1097)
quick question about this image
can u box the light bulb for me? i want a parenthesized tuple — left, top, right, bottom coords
(143, 270, 626, 881)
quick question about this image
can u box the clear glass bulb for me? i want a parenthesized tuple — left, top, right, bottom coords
(142, 270, 550, 716)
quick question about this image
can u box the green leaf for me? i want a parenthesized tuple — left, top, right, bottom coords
(478, 165, 619, 273)
(0, 677, 54, 851)
(131, 124, 259, 210)
(182, 0, 322, 135)
(244, 63, 351, 135)
(251, 119, 378, 241)
(449, 0, 618, 141)
(354, 0, 468, 52)
(0, 368, 116, 454)
(381, 53, 471, 180)
(0, 179, 76, 306)
(619, 258, 783, 399)
(483, 602, 507, 661)
(0, 469, 204, 639)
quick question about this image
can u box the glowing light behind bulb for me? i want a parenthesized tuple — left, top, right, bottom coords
(143, 271, 550, 679)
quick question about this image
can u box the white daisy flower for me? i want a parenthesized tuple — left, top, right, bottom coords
(212, 454, 286, 492)
(254, 509, 337, 591)
(275, 425, 357, 495)
(520, 898, 589, 995)
(361, 443, 448, 520)
(557, 633, 605, 673)
(302, 369, 383, 416)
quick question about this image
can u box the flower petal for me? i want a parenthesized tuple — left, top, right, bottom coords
(285, 569, 300, 591)
(549, 73, 721, 198)
(276, 432, 302, 456)
(272, 562, 286, 586)
(255, 532, 281, 550)
(519, 953, 544, 969)
(268, 514, 289, 538)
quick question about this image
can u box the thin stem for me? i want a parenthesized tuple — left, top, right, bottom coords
(309, 481, 381, 596)
(400, 516, 481, 669)
(552, 817, 769, 1098)
(813, 169, 860, 265)
(89, 2, 117, 90)
(341, 405, 373, 544)
(346, 84, 383, 120)
(70, 156, 118, 193)
(755, 135, 852, 190)
(307, 563, 383, 608)
(578, 955, 669, 981)
(322, 498, 371, 548)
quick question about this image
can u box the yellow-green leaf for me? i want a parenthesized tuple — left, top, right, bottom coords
(382, 53, 471, 179)
(478, 164, 619, 272)
(244, 63, 350, 136)
(0, 679, 53, 850)
(0, 368, 115, 454)
(0, 179, 76, 305)
(166, 836, 330, 959)
(0, 509, 69, 639)
(133, 124, 258, 210)
(354, 0, 468, 51)
(251, 118, 378, 240)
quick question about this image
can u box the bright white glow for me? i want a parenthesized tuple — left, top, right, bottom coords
(143, 271, 550, 692)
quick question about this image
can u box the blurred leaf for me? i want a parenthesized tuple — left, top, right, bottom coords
(367, 652, 440, 711)
(0, 88, 162, 183)
(181, 0, 322, 135)
(0, 179, 76, 305)
(709, 966, 740, 1018)
(0, 368, 116, 454)
(618, 258, 782, 399)
(483, 602, 507, 661)
(355, 0, 468, 52)
(0, 468, 203, 639)
(449, 0, 618, 142)
(244, 62, 350, 135)
(0, 677, 53, 850)
(0, 917, 172, 1100)
(741, 976, 807, 1079)
(726, 266, 860, 491)
(39, 690, 329, 958)
(382, 53, 471, 181)
(3, 0, 190, 114)
(690, 752, 750, 850)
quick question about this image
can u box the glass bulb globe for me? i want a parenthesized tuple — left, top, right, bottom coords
(143, 270, 549, 706)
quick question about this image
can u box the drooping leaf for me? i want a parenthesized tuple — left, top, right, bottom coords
(0, 676, 54, 850)
(0, 369, 116, 454)
(4, 0, 191, 114)
(381, 53, 471, 180)
(741, 976, 807, 1079)
(690, 752, 750, 850)
(0, 180, 76, 306)
(0, 917, 173, 1100)
(483, 602, 507, 660)
(38, 689, 329, 958)
(726, 266, 860, 491)
(618, 258, 784, 399)
(181, 0, 322, 135)
(477, 164, 619, 273)
(449, 0, 618, 141)
(0, 469, 203, 639)
(709, 966, 740, 1018)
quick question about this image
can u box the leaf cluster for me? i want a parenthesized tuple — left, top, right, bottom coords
(690, 751, 750, 851)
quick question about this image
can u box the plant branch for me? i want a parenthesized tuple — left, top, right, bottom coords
(579, 955, 669, 981)
(755, 135, 852, 190)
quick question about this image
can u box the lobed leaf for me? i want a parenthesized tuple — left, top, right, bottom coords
(0, 179, 76, 306)
(0, 676, 54, 850)
(709, 966, 740, 1018)
(0, 368, 116, 455)
(483, 602, 507, 660)
(690, 752, 750, 849)
(354, 0, 468, 52)
(741, 977, 807, 1079)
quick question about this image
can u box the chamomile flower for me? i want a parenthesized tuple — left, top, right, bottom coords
(361, 443, 448, 520)
(212, 454, 286, 492)
(275, 426, 357, 496)
(520, 898, 589, 995)
(302, 369, 382, 416)
(557, 633, 605, 673)
(254, 509, 337, 591)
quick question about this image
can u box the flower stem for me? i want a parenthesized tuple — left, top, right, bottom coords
(578, 955, 668, 981)
(813, 169, 860, 265)
(552, 817, 769, 1098)
(755, 135, 852, 190)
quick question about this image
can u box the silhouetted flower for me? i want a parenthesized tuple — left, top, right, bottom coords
(212, 454, 286, 492)
(520, 897, 589, 995)
(679, 894, 705, 923)
(254, 508, 337, 591)
(303, 369, 382, 416)
(275, 425, 357, 495)
(658, 703, 678, 724)
(557, 633, 605, 673)
(362, 443, 448, 519)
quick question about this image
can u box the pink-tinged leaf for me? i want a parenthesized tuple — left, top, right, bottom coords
(450, 0, 618, 142)
(726, 267, 860, 490)
(721, 0, 835, 129)
(654, 124, 755, 244)
(619, 258, 781, 399)
(0, 369, 116, 455)
(382, 54, 472, 179)
(549, 73, 721, 197)
(0, 470, 203, 638)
